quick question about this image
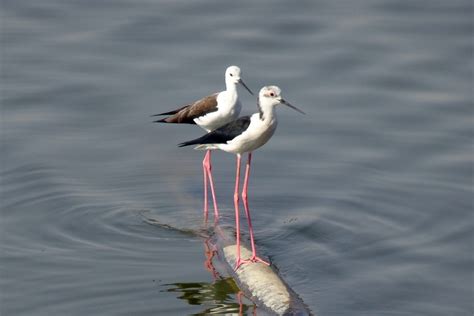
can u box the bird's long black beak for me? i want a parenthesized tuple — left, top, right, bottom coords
(239, 79, 254, 95)
(281, 99, 305, 115)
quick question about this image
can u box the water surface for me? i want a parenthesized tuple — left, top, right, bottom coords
(1, 0, 472, 315)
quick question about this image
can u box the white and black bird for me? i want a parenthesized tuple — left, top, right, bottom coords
(178, 85, 305, 270)
(152, 66, 253, 221)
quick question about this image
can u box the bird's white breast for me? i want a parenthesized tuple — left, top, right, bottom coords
(219, 113, 277, 154)
(194, 90, 241, 132)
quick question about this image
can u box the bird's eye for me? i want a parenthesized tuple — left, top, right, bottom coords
(270, 92, 275, 97)
(230, 74, 233, 77)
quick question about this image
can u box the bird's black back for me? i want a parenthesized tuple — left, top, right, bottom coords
(178, 116, 251, 147)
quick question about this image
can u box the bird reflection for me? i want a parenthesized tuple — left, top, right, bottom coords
(162, 238, 256, 315)
(204, 237, 219, 279)
(140, 211, 257, 314)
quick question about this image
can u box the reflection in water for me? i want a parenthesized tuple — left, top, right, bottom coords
(204, 236, 220, 279)
(163, 278, 255, 315)
(163, 238, 257, 315)
(144, 214, 258, 314)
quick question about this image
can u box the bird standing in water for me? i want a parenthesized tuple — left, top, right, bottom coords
(153, 66, 253, 221)
(179, 86, 305, 270)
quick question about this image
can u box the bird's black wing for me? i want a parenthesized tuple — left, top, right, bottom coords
(178, 116, 251, 147)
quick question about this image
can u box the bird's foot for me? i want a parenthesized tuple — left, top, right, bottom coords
(234, 259, 245, 271)
(244, 255, 270, 266)
(234, 256, 270, 271)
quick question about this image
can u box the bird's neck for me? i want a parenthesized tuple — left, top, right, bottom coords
(225, 80, 238, 94)
(257, 97, 277, 123)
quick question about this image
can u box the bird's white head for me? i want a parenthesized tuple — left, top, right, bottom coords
(225, 65, 242, 83)
(258, 85, 305, 116)
(225, 65, 253, 95)
(259, 86, 282, 106)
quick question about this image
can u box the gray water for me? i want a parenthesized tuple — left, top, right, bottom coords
(1, 0, 472, 315)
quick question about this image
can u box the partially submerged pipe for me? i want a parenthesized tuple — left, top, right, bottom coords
(140, 212, 313, 315)
(210, 224, 312, 316)
(224, 245, 299, 315)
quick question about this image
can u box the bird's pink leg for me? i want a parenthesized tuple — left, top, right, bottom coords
(241, 152, 269, 266)
(204, 150, 220, 220)
(202, 150, 210, 222)
(233, 154, 244, 271)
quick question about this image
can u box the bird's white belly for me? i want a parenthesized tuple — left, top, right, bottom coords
(220, 119, 277, 154)
(196, 110, 238, 132)
(195, 93, 241, 132)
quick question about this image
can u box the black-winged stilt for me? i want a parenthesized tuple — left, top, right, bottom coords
(178, 86, 305, 270)
(152, 66, 253, 221)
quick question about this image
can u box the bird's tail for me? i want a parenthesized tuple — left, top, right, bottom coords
(151, 108, 180, 123)
(153, 117, 170, 123)
(178, 138, 202, 147)
(151, 109, 181, 117)
(151, 105, 188, 117)
(178, 132, 219, 148)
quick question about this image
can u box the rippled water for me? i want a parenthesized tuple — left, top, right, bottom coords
(1, 0, 472, 315)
